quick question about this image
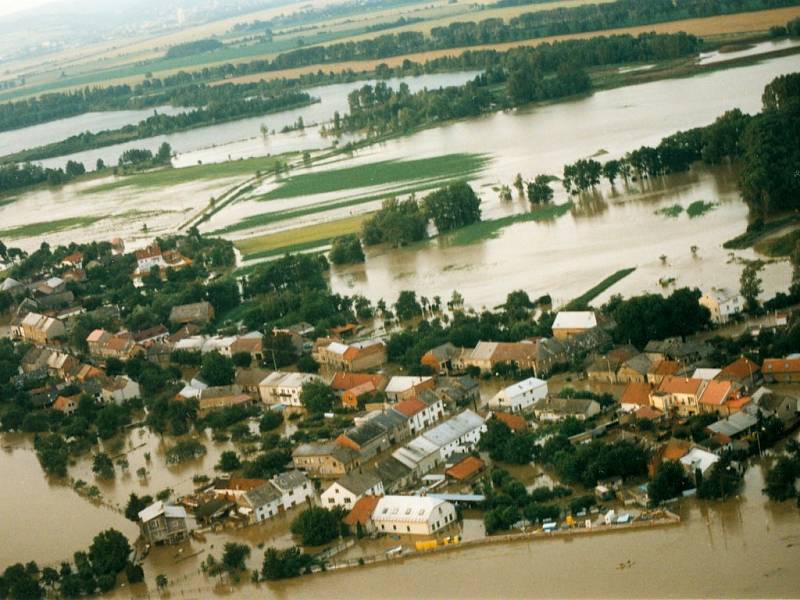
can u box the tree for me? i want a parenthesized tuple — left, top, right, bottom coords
(297, 353, 319, 373)
(221, 543, 251, 573)
(763, 456, 800, 501)
(422, 182, 481, 232)
(300, 381, 335, 414)
(329, 234, 365, 265)
(96, 158, 105, 171)
(206, 279, 241, 315)
(124, 493, 154, 522)
(394, 290, 422, 321)
(216, 450, 242, 472)
(34, 433, 69, 477)
(648, 461, 689, 504)
(92, 452, 115, 479)
(740, 263, 763, 312)
(499, 185, 512, 202)
(89, 529, 132, 578)
(232, 351, 252, 368)
(261, 547, 313, 580)
(602, 159, 621, 185)
(513, 173, 524, 194)
(290, 507, 344, 546)
(200, 351, 235, 386)
(526, 175, 553, 204)
(0, 563, 44, 599)
(125, 562, 144, 584)
(361, 197, 428, 247)
(259, 411, 283, 432)
(155, 142, 172, 165)
(155, 574, 168, 590)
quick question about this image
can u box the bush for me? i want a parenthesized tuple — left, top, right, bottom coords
(290, 507, 345, 546)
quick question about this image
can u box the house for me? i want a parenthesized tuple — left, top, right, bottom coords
(101, 376, 140, 404)
(392, 394, 444, 435)
(272, 322, 314, 352)
(434, 376, 480, 409)
(488, 377, 547, 413)
(648, 438, 692, 477)
(680, 447, 720, 476)
(617, 352, 651, 383)
(58, 251, 84, 270)
(138, 501, 190, 545)
(135, 244, 168, 273)
(34, 277, 66, 296)
(20, 347, 52, 377)
(384, 376, 435, 402)
(619, 382, 653, 413)
(331, 372, 387, 395)
(343, 381, 380, 409)
(315, 339, 386, 371)
(259, 371, 321, 406)
(343, 496, 381, 534)
(457, 339, 565, 376)
(586, 346, 638, 383)
(0, 277, 25, 297)
(271, 470, 314, 510)
(20, 312, 65, 345)
(369, 410, 411, 444)
(239, 483, 282, 524)
(213, 478, 269, 500)
(86, 329, 141, 360)
(533, 397, 601, 421)
(169, 301, 215, 326)
(634, 405, 664, 423)
(53, 394, 80, 415)
(371, 496, 457, 536)
(445, 456, 485, 481)
(391, 436, 441, 476)
(755, 392, 798, 424)
(649, 376, 706, 416)
(692, 368, 722, 381)
(373, 457, 414, 492)
(646, 359, 681, 385)
(492, 411, 528, 432)
(132, 325, 170, 346)
(552, 311, 598, 341)
(230, 333, 264, 362)
(700, 288, 743, 324)
(707, 411, 759, 438)
(292, 442, 361, 478)
(46, 351, 78, 379)
(762, 358, 800, 383)
(197, 388, 253, 416)
(420, 343, 462, 374)
(336, 421, 390, 459)
(321, 469, 384, 508)
(193, 498, 235, 526)
(644, 338, 712, 366)
(697, 380, 734, 414)
(233, 367, 268, 395)
(718, 356, 761, 389)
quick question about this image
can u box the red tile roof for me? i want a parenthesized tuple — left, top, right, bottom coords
(634, 406, 663, 421)
(698, 380, 733, 406)
(343, 495, 381, 527)
(493, 412, 528, 432)
(720, 356, 760, 380)
(658, 376, 704, 396)
(393, 397, 427, 418)
(330, 372, 384, 392)
(662, 439, 691, 461)
(763, 358, 800, 374)
(445, 456, 485, 481)
(620, 382, 652, 407)
(649, 360, 681, 376)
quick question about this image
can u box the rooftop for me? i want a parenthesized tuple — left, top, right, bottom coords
(271, 470, 309, 492)
(343, 495, 381, 527)
(333, 469, 383, 495)
(421, 410, 484, 448)
(445, 456, 485, 481)
(552, 311, 597, 330)
(372, 495, 447, 523)
(620, 382, 652, 407)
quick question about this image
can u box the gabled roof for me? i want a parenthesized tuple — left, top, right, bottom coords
(492, 412, 527, 432)
(620, 382, 652, 407)
(393, 397, 428, 418)
(271, 470, 309, 492)
(445, 456, 485, 480)
(343, 495, 381, 527)
(657, 376, 704, 396)
(552, 311, 597, 330)
(340, 421, 388, 446)
(421, 410, 484, 447)
(372, 495, 447, 523)
(332, 469, 382, 495)
(698, 380, 733, 406)
(244, 482, 281, 507)
(762, 358, 800, 374)
(499, 376, 547, 398)
(648, 359, 681, 376)
(621, 353, 652, 375)
(423, 342, 461, 363)
(533, 397, 599, 416)
(330, 372, 385, 392)
(138, 500, 187, 522)
(720, 356, 760, 380)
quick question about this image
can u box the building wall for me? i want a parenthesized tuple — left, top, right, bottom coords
(253, 499, 281, 523)
(279, 482, 314, 510)
(374, 502, 457, 535)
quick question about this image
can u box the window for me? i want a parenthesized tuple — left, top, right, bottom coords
(407, 526, 411, 532)
(328, 498, 335, 504)
(393, 525, 397, 531)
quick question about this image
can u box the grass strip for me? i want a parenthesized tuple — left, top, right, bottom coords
(448, 202, 573, 246)
(722, 215, 800, 249)
(0, 216, 105, 239)
(754, 229, 800, 257)
(564, 267, 636, 310)
(260, 153, 489, 200)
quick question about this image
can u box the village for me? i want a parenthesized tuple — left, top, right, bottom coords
(0, 231, 798, 590)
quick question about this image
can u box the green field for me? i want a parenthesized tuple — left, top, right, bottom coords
(656, 204, 683, 218)
(448, 202, 573, 246)
(723, 215, 800, 249)
(236, 213, 369, 259)
(260, 153, 490, 201)
(0, 216, 105, 239)
(686, 200, 717, 218)
(755, 228, 800, 257)
(81, 155, 297, 194)
(565, 267, 637, 310)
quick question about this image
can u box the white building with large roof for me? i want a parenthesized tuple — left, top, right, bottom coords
(259, 371, 322, 406)
(552, 311, 598, 340)
(488, 377, 548, 413)
(371, 495, 457, 535)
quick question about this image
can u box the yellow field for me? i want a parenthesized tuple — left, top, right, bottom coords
(218, 5, 800, 85)
(235, 213, 370, 257)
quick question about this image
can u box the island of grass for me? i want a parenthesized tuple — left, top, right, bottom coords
(565, 267, 637, 310)
(754, 229, 800, 257)
(0, 216, 106, 240)
(723, 215, 800, 249)
(686, 200, 717, 218)
(259, 153, 490, 201)
(81, 154, 298, 194)
(447, 202, 573, 246)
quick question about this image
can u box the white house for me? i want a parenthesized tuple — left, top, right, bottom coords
(700, 288, 744, 324)
(552, 311, 598, 340)
(240, 483, 282, 524)
(392, 393, 444, 435)
(384, 376, 434, 402)
(680, 447, 720, 476)
(259, 371, 322, 406)
(271, 470, 314, 510)
(371, 495, 457, 536)
(421, 409, 486, 459)
(101, 376, 141, 404)
(488, 377, 548, 413)
(321, 469, 384, 508)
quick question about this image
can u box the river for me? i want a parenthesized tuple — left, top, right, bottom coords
(34, 71, 480, 171)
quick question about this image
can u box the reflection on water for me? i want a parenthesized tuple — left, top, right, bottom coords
(698, 37, 800, 65)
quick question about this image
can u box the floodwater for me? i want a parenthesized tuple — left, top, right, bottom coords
(0, 105, 186, 158)
(698, 37, 800, 65)
(34, 71, 480, 170)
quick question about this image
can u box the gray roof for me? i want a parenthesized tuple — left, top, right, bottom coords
(292, 441, 359, 464)
(534, 397, 599, 416)
(623, 353, 652, 375)
(245, 483, 281, 507)
(271, 470, 309, 492)
(758, 394, 796, 413)
(170, 301, 213, 323)
(421, 410, 485, 447)
(707, 411, 758, 437)
(342, 421, 388, 446)
(374, 457, 412, 485)
(335, 469, 383, 495)
(426, 342, 461, 362)
(372, 410, 408, 430)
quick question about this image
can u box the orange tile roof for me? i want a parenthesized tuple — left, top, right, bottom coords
(662, 439, 691, 461)
(53, 394, 79, 412)
(634, 406, 663, 421)
(763, 358, 800, 374)
(720, 357, 760, 380)
(445, 456, 486, 481)
(620, 382, 652, 407)
(343, 495, 381, 527)
(658, 376, 703, 396)
(724, 395, 751, 412)
(331, 372, 384, 391)
(698, 380, 733, 406)
(86, 329, 107, 343)
(493, 412, 528, 432)
(393, 397, 427, 418)
(225, 478, 268, 492)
